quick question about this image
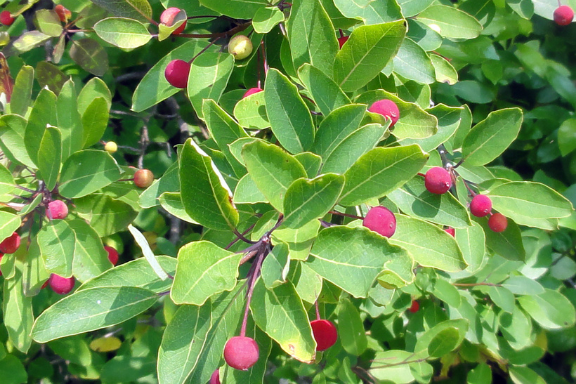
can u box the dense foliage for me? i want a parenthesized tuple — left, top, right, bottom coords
(0, 0, 575, 383)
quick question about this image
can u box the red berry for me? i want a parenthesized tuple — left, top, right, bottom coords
(54, 5, 71, 22)
(470, 194, 492, 217)
(368, 100, 400, 127)
(0, 252, 3, 276)
(0, 232, 20, 254)
(554, 5, 574, 26)
(165, 59, 190, 89)
(445, 227, 455, 237)
(363, 206, 396, 238)
(488, 213, 508, 233)
(104, 246, 119, 265)
(49, 274, 75, 295)
(134, 169, 154, 188)
(243, 87, 263, 98)
(209, 369, 220, 384)
(160, 7, 187, 35)
(0, 11, 15, 26)
(424, 167, 452, 194)
(48, 200, 68, 220)
(408, 300, 420, 313)
(337, 35, 349, 49)
(224, 336, 259, 370)
(310, 319, 338, 351)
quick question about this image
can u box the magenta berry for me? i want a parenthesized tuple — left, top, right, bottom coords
(368, 100, 400, 127)
(363, 206, 396, 238)
(424, 167, 452, 194)
(164, 59, 191, 89)
(160, 7, 187, 35)
(445, 227, 455, 237)
(209, 369, 220, 384)
(49, 274, 75, 295)
(470, 194, 492, 217)
(310, 319, 338, 351)
(224, 336, 259, 370)
(105, 246, 119, 265)
(0, 232, 20, 254)
(0, 11, 15, 26)
(338, 35, 349, 49)
(243, 87, 263, 98)
(48, 200, 68, 220)
(408, 300, 420, 313)
(488, 213, 508, 233)
(554, 5, 574, 26)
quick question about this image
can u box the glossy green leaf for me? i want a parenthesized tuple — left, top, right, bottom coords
(233, 91, 269, 129)
(295, 152, 322, 178)
(253, 6, 284, 33)
(57, 79, 83, 162)
(159, 192, 198, 223)
(242, 140, 307, 211)
(462, 108, 523, 166)
(467, 363, 492, 384)
(3, 270, 33, 353)
(82, 97, 109, 148)
(32, 287, 158, 343)
(298, 64, 351, 116)
(401, 104, 462, 152)
(69, 220, 112, 283)
(37, 220, 76, 277)
(334, 21, 406, 92)
(59, 150, 122, 198)
(415, 5, 483, 39)
(500, 305, 533, 350)
(431, 54, 459, 85)
(334, 0, 403, 24)
(172, 241, 241, 305)
(428, 327, 461, 357)
(339, 144, 428, 206)
(37, 126, 61, 191)
(414, 319, 468, 355)
(188, 52, 234, 118)
(509, 366, 546, 384)
(398, 0, 434, 17)
(432, 278, 461, 308)
(180, 139, 239, 230)
(517, 289, 576, 330)
(393, 38, 435, 84)
(199, 0, 268, 18)
(307, 226, 409, 297)
(90, 0, 153, 23)
(94, 17, 151, 49)
(261, 242, 290, 289)
(233, 174, 267, 204)
(488, 286, 515, 313)
(25, 88, 57, 166)
(264, 68, 315, 154)
(10, 65, 33, 116)
(22, 237, 50, 297)
(502, 275, 545, 295)
(0, 163, 14, 196)
(0, 115, 35, 168)
(78, 77, 112, 115)
(75, 194, 139, 237)
(283, 174, 345, 229)
(0, 212, 21, 244)
(455, 222, 485, 273)
(338, 297, 367, 356)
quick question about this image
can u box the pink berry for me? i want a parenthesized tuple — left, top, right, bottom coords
(424, 167, 452, 194)
(488, 213, 508, 233)
(48, 200, 68, 220)
(209, 369, 220, 384)
(160, 7, 187, 35)
(104, 246, 119, 265)
(310, 319, 338, 351)
(0, 232, 20, 254)
(337, 35, 349, 49)
(445, 227, 455, 237)
(49, 274, 75, 295)
(224, 336, 259, 370)
(554, 5, 574, 26)
(363, 206, 396, 238)
(368, 100, 400, 127)
(470, 194, 492, 217)
(164, 59, 190, 89)
(0, 11, 15, 26)
(243, 87, 263, 98)
(408, 300, 420, 313)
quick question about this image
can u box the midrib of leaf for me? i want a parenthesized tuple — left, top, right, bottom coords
(308, 252, 381, 270)
(270, 85, 304, 152)
(180, 253, 238, 300)
(284, 179, 339, 223)
(464, 115, 517, 161)
(60, 168, 119, 189)
(203, 157, 237, 229)
(394, 187, 469, 225)
(390, 236, 462, 269)
(490, 194, 569, 216)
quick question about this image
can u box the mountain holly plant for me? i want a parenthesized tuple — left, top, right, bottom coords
(0, 0, 575, 383)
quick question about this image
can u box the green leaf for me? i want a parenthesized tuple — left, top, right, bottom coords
(5, 31, 51, 56)
(32, 287, 158, 343)
(233, 174, 267, 204)
(298, 64, 351, 116)
(37, 220, 76, 277)
(253, 6, 285, 34)
(390, 215, 467, 272)
(488, 286, 515, 313)
(0, 115, 35, 168)
(69, 38, 109, 77)
(501, 275, 544, 295)
(233, 91, 269, 130)
(0, 212, 21, 244)
(10, 65, 33, 116)
(295, 152, 322, 178)
(500, 305, 533, 350)
(467, 363, 492, 384)
(171, 241, 241, 306)
(69, 220, 112, 283)
(75, 194, 138, 237)
(462, 108, 523, 166)
(59, 150, 122, 198)
(33, 9, 63, 37)
(82, 97, 110, 148)
(128, 224, 170, 281)
(3, 270, 33, 353)
(431, 278, 461, 308)
(37, 126, 61, 191)
(334, 21, 406, 92)
(415, 5, 483, 39)
(287, 0, 338, 77)
(78, 78, 112, 116)
(339, 145, 428, 206)
(427, 327, 461, 357)
(79, 256, 176, 293)
(388, 177, 472, 228)
(264, 68, 315, 154)
(251, 279, 316, 363)
(509, 366, 546, 384)
(431, 54, 459, 85)
(180, 139, 239, 230)
(159, 192, 198, 223)
(333, 0, 403, 24)
(35, 61, 68, 94)
(22, 237, 50, 297)
(393, 38, 436, 84)
(414, 319, 468, 355)
(57, 80, 83, 162)
(261, 242, 290, 289)
(0, 163, 14, 196)
(401, 104, 462, 152)
(242, 140, 307, 212)
(0, 355, 27, 384)
(199, 0, 268, 18)
(488, 181, 573, 219)
(338, 297, 367, 356)
(455, 222, 485, 273)
(398, 0, 434, 17)
(94, 17, 152, 49)
(475, 216, 525, 261)
(90, 0, 153, 23)
(370, 350, 417, 383)
(517, 289, 576, 330)
(307, 226, 409, 298)
(188, 52, 234, 118)
(25, 88, 57, 166)
(283, 174, 345, 229)
(558, 118, 576, 156)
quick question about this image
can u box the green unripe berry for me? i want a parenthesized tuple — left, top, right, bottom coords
(228, 35, 253, 60)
